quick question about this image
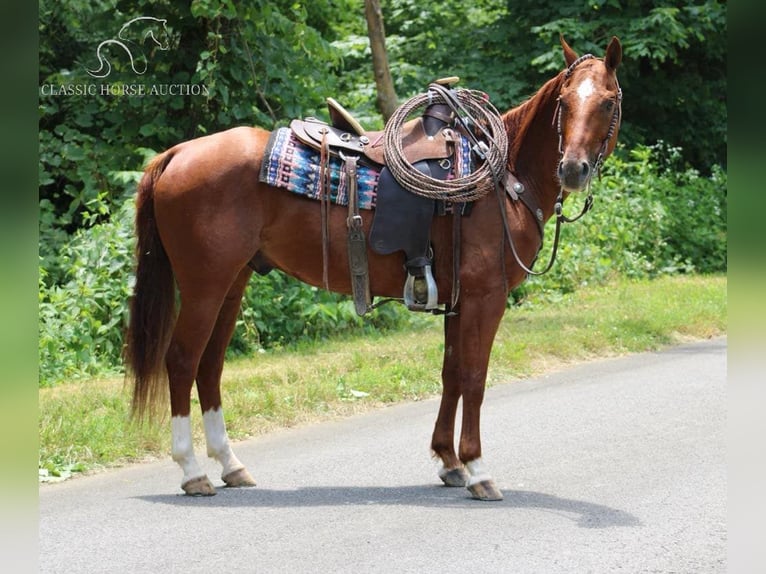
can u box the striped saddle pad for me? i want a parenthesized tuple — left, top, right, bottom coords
(259, 127, 380, 210)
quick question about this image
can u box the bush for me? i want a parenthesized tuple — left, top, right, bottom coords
(519, 142, 727, 300)
(38, 197, 419, 385)
(229, 272, 419, 357)
(39, 197, 136, 386)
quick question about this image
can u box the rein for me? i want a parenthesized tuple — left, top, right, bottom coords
(500, 54, 621, 278)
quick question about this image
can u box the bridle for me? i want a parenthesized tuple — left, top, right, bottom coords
(556, 54, 623, 183)
(502, 53, 622, 277)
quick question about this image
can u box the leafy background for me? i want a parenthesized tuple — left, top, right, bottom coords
(38, 0, 727, 385)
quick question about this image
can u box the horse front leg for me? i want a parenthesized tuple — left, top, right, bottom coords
(457, 291, 507, 501)
(431, 312, 470, 487)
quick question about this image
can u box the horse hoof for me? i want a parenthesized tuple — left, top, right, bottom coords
(222, 467, 257, 488)
(182, 475, 217, 496)
(467, 479, 504, 501)
(439, 466, 469, 487)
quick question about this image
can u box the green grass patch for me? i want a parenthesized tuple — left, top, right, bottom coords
(39, 274, 726, 480)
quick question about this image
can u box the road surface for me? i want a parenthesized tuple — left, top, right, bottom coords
(39, 337, 726, 573)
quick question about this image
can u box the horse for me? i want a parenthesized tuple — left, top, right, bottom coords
(87, 16, 170, 78)
(124, 36, 622, 500)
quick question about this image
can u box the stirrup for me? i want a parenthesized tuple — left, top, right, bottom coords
(404, 265, 438, 311)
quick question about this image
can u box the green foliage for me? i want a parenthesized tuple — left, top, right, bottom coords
(39, 0, 727, 228)
(39, 0, 349, 263)
(39, 274, 727, 477)
(228, 272, 420, 356)
(517, 143, 727, 299)
(334, 0, 524, 120)
(37, 144, 726, 385)
(508, 0, 727, 172)
(37, 196, 418, 386)
(353, 0, 726, 172)
(38, 1, 727, 385)
(39, 197, 136, 386)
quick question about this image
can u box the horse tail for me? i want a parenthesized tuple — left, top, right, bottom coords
(124, 151, 176, 422)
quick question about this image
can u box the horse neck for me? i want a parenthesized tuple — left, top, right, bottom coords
(503, 72, 566, 221)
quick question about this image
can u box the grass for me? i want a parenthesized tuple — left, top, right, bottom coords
(39, 274, 727, 481)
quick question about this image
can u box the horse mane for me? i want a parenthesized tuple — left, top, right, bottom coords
(502, 70, 567, 173)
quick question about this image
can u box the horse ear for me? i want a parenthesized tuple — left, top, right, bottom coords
(604, 36, 622, 72)
(560, 34, 578, 68)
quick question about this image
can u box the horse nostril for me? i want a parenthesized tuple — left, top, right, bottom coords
(581, 162, 590, 177)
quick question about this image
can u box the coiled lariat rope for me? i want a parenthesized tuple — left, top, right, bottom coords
(383, 84, 508, 202)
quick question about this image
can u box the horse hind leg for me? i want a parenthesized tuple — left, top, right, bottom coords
(166, 303, 218, 495)
(166, 274, 247, 496)
(195, 268, 256, 489)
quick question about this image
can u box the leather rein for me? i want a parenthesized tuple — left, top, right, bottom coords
(500, 54, 623, 277)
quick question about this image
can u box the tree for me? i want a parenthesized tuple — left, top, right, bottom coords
(38, 0, 347, 270)
(364, 0, 398, 120)
(375, 0, 726, 172)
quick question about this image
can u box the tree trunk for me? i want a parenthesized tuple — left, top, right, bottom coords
(364, 0, 398, 122)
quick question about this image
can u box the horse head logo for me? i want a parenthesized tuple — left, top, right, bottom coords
(86, 16, 171, 78)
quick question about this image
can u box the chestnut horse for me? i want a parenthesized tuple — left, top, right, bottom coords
(125, 36, 622, 500)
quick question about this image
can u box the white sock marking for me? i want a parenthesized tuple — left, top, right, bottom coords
(466, 457, 493, 487)
(202, 407, 245, 477)
(171, 415, 205, 484)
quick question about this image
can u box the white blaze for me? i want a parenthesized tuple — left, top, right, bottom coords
(576, 77, 595, 102)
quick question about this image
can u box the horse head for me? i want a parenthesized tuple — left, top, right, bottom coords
(118, 16, 171, 51)
(555, 36, 622, 192)
(148, 18, 171, 51)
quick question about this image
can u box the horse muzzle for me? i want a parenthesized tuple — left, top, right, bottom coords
(557, 157, 592, 192)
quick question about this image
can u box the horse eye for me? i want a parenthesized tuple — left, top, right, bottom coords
(603, 100, 614, 112)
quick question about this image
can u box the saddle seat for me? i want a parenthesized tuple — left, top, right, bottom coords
(289, 114, 457, 167)
(290, 76, 461, 167)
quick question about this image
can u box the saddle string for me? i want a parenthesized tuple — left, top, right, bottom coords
(450, 209, 462, 311)
(320, 130, 331, 290)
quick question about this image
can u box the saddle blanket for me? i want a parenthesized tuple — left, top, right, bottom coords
(260, 127, 380, 209)
(260, 126, 474, 210)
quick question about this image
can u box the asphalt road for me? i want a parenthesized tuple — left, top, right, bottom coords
(39, 337, 726, 574)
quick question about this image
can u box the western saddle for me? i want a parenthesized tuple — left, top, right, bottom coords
(288, 78, 470, 315)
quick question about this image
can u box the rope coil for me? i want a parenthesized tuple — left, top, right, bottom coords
(383, 85, 508, 202)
